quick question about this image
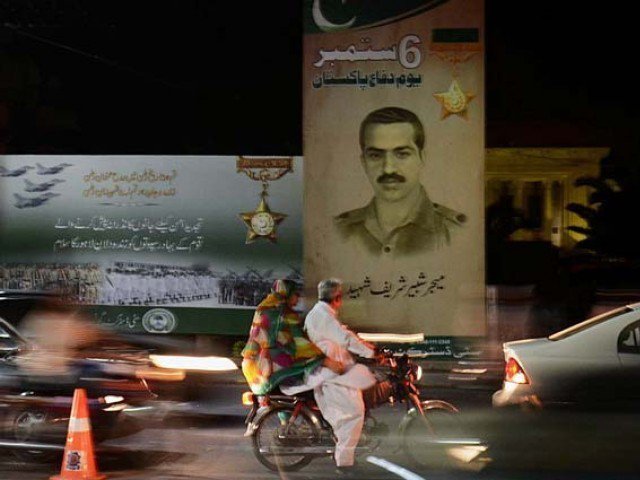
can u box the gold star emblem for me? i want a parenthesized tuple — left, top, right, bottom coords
(433, 79, 475, 119)
(239, 196, 286, 243)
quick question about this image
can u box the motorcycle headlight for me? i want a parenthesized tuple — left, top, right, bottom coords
(414, 365, 423, 381)
(103, 395, 125, 405)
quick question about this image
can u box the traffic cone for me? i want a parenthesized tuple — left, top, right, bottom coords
(50, 388, 106, 480)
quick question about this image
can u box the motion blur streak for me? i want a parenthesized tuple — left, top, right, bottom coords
(366, 455, 426, 480)
(149, 355, 238, 372)
(358, 333, 425, 343)
(448, 445, 488, 463)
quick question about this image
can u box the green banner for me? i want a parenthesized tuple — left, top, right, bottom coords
(0, 155, 303, 335)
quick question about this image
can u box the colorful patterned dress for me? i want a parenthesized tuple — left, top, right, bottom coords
(241, 280, 323, 395)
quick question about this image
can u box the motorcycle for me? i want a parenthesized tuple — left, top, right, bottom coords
(243, 350, 468, 472)
(0, 352, 160, 461)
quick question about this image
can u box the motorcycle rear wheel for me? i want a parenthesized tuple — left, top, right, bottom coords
(252, 406, 319, 472)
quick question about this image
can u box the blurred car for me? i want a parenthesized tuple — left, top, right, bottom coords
(0, 290, 239, 413)
(0, 292, 172, 456)
(0, 323, 157, 460)
(493, 302, 640, 409)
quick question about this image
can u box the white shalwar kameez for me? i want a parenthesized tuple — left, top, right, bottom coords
(282, 301, 375, 467)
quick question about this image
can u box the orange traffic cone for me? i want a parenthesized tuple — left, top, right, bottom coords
(50, 388, 106, 480)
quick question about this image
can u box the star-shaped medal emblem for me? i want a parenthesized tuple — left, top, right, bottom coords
(239, 197, 286, 243)
(433, 79, 475, 119)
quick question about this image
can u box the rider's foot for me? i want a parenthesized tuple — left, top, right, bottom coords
(335, 460, 371, 478)
(335, 463, 377, 479)
(334, 466, 357, 478)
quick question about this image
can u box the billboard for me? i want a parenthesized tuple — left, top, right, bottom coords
(303, 0, 485, 336)
(0, 155, 303, 334)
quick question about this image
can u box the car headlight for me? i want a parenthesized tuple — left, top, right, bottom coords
(149, 355, 238, 372)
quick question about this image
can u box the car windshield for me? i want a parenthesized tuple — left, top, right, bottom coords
(548, 306, 633, 341)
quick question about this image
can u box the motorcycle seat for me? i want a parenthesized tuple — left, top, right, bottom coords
(262, 388, 315, 403)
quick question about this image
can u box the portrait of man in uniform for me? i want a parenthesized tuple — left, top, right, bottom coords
(334, 106, 467, 257)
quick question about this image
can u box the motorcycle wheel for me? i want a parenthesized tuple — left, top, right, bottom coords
(8, 408, 60, 462)
(402, 406, 463, 470)
(252, 406, 319, 472)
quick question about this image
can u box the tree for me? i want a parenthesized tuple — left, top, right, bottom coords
(566, 150, 640, 259)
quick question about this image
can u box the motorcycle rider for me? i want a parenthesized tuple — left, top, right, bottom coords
(241, 279, 344, 395)
(283, 278, 376, 472)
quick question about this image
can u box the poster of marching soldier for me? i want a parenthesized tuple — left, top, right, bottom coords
(0, 156, 303, 320)
(303, 0, 486, 336)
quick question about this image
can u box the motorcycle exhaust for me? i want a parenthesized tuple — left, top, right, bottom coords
(259, 446, 334, 455)
(258, 445, 372, 456)
(0, 439, 64, 451)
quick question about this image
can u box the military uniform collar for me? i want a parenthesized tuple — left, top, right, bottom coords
(359, 187, 436, 242)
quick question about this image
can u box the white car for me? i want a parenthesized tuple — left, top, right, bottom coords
(493, 302, 640, 409)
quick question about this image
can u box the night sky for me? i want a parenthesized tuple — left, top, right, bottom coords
(1, 0, 638, 155)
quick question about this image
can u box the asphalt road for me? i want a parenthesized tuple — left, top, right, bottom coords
(1, 384, 639, 479)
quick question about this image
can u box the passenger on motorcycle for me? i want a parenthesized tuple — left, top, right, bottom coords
(281, 278, 377, 471)
(241, 279, 343, 396)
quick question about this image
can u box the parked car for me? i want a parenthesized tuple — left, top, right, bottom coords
(493, 302, 640, 409)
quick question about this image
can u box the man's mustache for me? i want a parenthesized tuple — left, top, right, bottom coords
(377, 173, 406, 184)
